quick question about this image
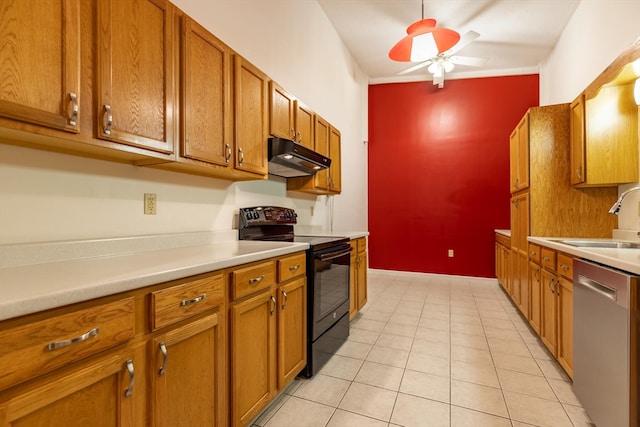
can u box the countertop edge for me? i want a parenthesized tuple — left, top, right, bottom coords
(527, 237, 640, 275)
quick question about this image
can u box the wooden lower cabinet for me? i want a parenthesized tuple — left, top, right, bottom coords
(150, 313, 225, 427)
(230, 254, 307, 427)
(557, 276, 574, 377)
(0, 344, 143, 427)
(230, 289, 276, 427)
(528, 261, 542, 335)
(540, 267, 558, 356)
(277, 278, 307, 388)
(349, 237, 368, 319)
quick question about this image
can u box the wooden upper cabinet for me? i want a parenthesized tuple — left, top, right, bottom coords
(328, 125, 342, 193)
(294, 100, 314, 149)
(96, 0, 176, 155)
(313, 115, 331, 191)
(269, 81, 295, 140)
(509, 113, 529, 193)
(569, 94, 586, 185)
(0, 0, 80, 133)
(234, 55, 269, 177)
(180, 15, 231, 168)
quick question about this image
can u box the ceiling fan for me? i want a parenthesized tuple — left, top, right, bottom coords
(388, 3, 488, 88)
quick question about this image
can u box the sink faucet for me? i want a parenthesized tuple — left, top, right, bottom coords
(608, 186, 640, 215)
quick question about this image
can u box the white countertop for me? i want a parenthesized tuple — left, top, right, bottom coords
(528, 237, 640, 275)
(294, 227, 369, 240)
(495, 229, 511, 237)
(0, 232, 308, 322)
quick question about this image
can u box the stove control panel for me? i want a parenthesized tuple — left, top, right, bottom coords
(240, 206, 297, 227)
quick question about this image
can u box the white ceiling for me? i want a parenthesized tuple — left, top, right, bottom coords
(317, 0, 581, 84)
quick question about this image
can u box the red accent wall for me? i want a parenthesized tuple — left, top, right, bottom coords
(368, 75, 539, 278)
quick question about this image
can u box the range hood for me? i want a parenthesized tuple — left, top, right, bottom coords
(268, 137, 331, 178)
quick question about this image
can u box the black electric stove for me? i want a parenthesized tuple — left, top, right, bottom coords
(238, 206, 351, 377)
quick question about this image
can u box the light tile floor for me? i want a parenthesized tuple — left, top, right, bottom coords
(252, 270, 594, 427)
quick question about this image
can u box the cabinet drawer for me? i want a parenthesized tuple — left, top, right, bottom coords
(541, 248, 557, 270)
(528, 243, 541, 264)
(495, 233, 511, 248)
(150, 274, 224, 331)
(278, 253, 306, 283)
(557, 253, 574, 280)
(0, 297, 135, 391)
(231, 260, 276, 300)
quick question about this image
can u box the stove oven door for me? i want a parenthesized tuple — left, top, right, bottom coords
(311, 243, 352, 340)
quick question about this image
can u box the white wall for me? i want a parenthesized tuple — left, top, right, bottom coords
(540, 0, 640, 232)
(0, 0, 369, 244)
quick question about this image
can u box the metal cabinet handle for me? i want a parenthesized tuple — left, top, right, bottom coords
(158, 342, 168, 376)
(290, 128, 296, 139)
(69, 92, 78, 126)
(514, 178, 519, 189)
(270, 295, 276, 315)
(281, 290, 288, 310)
(576, 167, 582, 180)
(225, 143, 231, 163)
(560, 264, 569, 271)
(180, 293, 207, 307)
(103, 104, 113, 135)
(47, 327, 100, 351)
(529, 251, 537, 256)
(238, 147, 244, 165)
(543, 256, 551, 262)
(249, 276, 264, 284)
(296, 131, 302, 143)
(534, 268, 540, 281)
(288, 265, 300, 272)
(124, 359, 135, 397)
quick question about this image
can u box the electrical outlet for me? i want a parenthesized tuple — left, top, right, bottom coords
(448, 249, 454, 258)
(144, 193, 157, 215)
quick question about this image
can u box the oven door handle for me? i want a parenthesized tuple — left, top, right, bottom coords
(315, 246, 352, 261)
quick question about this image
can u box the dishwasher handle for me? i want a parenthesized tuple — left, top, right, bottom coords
(577, 275, 618, 303)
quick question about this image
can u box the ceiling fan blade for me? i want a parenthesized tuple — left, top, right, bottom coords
(396, 60, 433, 76)
(449, 55, 488, 67)
(444, 30, 480, 55)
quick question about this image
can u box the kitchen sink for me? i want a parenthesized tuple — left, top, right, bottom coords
(552, 239, 640, 249)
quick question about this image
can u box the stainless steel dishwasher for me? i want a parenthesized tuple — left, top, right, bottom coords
(573, 259, 639, 427)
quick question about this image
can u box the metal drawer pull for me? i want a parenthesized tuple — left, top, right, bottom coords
(289, 265, 300, 272)
(543, 256, 551, 262)
(103, 104, 112, 135)
(180, 293, 207, 307)
(281, 290, 288, 309)
(238, 147, 244, 164)
(529, 251, 537, 256)
(560, 264, 569, 271)
(270, 295, 276, 315)
(69, 92, 78, 126)
(296, 131, 302, 143)
(249, 276, 264, 284)
(124, 359, 135, 397)
(158, 342, 168, 376)
(290, 128, 296, 139)
(47, 327, 100, 351)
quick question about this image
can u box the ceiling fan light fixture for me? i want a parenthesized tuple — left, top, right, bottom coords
(410, 32, 438, 62)
(443, 61, 454, 73)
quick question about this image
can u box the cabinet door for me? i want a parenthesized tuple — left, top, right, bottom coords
(540, 269, 558, 356)
(269, 81, 295, 140)
(517, 114, 530, 190)
(569, 94, 586, 185)
(181, 16, 231, 167)
(529, 262, 541, 334)
(0, 0, 80, 133)
(328, 126, 342, 193)
(151, 313, 225, 427)
(0, 348, 140, 427)
(234, 55, 268, 177)
(96, 0, 176, 154)
(509, 128, 519, 193)
(357, 250, 368, 310)
(517, 252, 529, 317)
(277, 278, 307, 388)
(313, 115, 330, 190)
(557, 276, 573, 378)
(294, 100, 314, 149)
(231, 290, 276, 427)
